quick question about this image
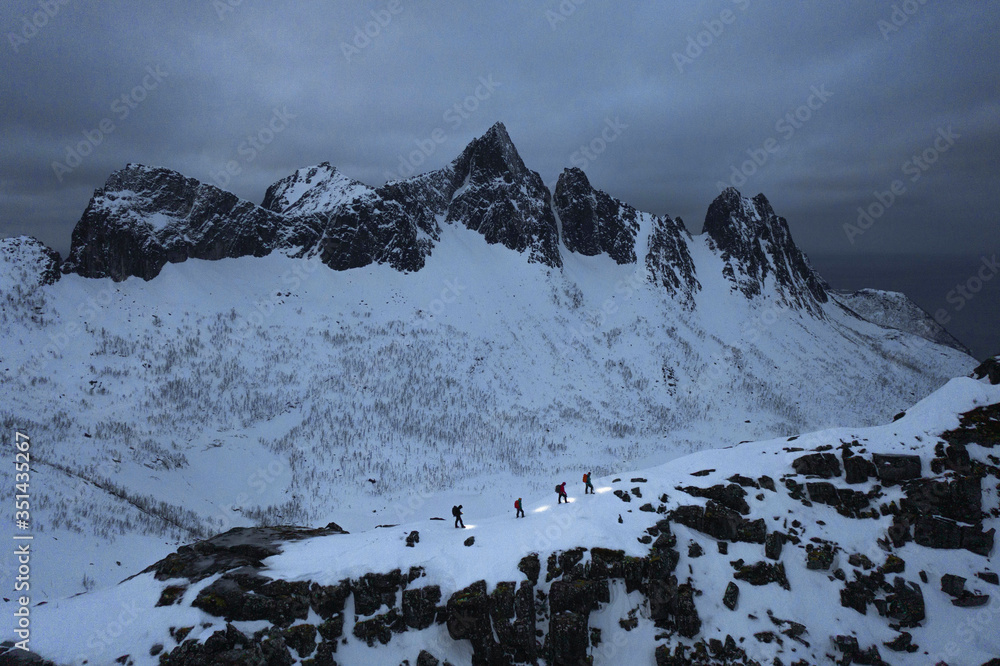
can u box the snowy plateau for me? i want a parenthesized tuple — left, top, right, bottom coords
(0, 123, 997, 665)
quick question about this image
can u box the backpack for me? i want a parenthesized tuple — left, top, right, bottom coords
(582, 474, 588, 482)
(555, 484, 560, 493)
(452, 505, 459, 517)
(514, 499, 520, 509)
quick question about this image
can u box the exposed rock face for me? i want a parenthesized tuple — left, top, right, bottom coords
(63, 124, 573, 280)
(552, 167, 639, 264)
(63, 164, 292, 281)
(973, 356, 1000, 385)
(444, 122, 561, 268)
(703, 188, 828, 310)
(57, 127, 840, 322)
(645, 213, 700, 306)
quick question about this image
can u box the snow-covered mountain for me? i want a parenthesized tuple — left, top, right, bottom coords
(833, 288, 972, 355)
(0, 122, 981, 639)
(11, 374, 999, 665)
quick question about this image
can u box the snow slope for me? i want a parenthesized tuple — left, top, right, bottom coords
(14, 375, 999, 665)
(0, 216, 976, 607)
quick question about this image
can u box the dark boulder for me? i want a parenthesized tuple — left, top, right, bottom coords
(723, 582, 740, 611)
(517, 553, 540, 585)
(872, 454, 922, 484)
(764, 532, 785, 560)
(941, 574, 967, 597)
(972, 356, 1000, 385)
(792, 453, 841, 478)
(678, 483, 750, 514)
(402, 585, 441, 630)
(902, 477, 982, 522)
(885, 577, 925, 628)
(549, 579, 608, 616)
(310, 580, 350, 618)
(416, 650, 440, 666)
(734, 561, 790, 590)
(844, 455, 877, 484)
(353, 607, 404, 646)
(545, 611, 589, 666)
(192, 576, 310, 627)
(352, 569, 402, 617)
(806, 544, 834, 571)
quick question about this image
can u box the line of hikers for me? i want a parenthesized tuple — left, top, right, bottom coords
(452, 473, 595, 528)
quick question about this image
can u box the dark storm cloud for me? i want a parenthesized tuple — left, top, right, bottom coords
(1, 1, 998, 355)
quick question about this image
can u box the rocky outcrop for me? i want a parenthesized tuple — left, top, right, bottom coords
(645, 213, 700, 306)
(62, 164, 293, 281)
(552, 166, 639, 264)
(444, 122, 561, 268)
(973, 356, 1000, 385)
(703, 188, 828, 310)
(0, 236, 62, 292)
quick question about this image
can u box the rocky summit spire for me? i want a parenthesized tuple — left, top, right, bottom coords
(703, 187, 827, 310)
(552, 167, 639, 265)
(444, 122, 562, 268)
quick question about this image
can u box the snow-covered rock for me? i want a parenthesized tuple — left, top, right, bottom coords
(15, 377, 999, 665)
(833, 288, 972, 355)
(62, 165, 290, 281)
(704, 188, 828, 312)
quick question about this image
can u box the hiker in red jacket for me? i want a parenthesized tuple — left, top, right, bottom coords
(557, 482, 568, 504)
(583, 472, 595, 494)
(515, 497, 525, 518)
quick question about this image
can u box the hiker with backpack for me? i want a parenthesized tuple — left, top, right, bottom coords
(583, 472, 594, 494)
(452, 504, 465, 528)
(556, 482, 568, 504)
(515, 497, 525, 518)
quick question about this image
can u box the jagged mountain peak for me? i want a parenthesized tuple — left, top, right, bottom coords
(262, 161, 372, 217)
(553, 166, 638, 264)
(453, 121, 535, 186)
(703, 187, 828, 310)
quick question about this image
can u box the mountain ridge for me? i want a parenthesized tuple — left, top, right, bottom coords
(56, 122, 827, 318)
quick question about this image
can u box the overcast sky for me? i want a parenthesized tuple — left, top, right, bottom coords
(2, 1, 998, 354)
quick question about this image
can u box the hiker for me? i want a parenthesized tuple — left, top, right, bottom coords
(583, 472, 595, 494)
(515, 497, 525, 518)
(556, 482, 568, 504)
(452, 504, 465, 528)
